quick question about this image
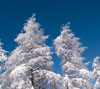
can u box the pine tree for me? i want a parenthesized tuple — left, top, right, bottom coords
(54, 23, 93, 89)
(6, 14, 54, 89)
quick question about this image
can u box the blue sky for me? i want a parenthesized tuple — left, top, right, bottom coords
(0, 0, 100, 74)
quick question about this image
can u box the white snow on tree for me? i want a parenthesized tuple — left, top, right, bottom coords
(1, 14, 64, 89)
(54, 23, 93, 89)
(92, 56, 100, 89)
(0, 41, 7, 88)
(0, 15, 100, 89)
(0, 42, 7, 72)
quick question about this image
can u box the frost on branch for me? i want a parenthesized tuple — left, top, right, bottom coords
(92, 56, 100, 89)
(0, 41, 7, 73)
(0, 41, 7, 88)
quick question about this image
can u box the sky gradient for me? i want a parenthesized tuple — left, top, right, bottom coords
(0, 0, 100, 74)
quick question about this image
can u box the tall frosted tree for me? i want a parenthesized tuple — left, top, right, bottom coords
(5, 15, 55, 89)
(0, 41, 7, 88)
(54, 23, 93, 89)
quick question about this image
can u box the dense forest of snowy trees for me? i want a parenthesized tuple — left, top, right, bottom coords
(0, 15, 100, 89)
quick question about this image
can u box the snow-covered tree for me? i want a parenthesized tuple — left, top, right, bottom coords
(92, 56, 100, 89)
(0, 41, 7, 88)
(4, 14, 55, 89)
(54, 23, 93, 89)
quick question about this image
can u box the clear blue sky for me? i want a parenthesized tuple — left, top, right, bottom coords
(0, 0, 100, 74)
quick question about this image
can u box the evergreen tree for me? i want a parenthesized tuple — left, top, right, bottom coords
(54, 23, 93, 89)
(6, 15, 54, 89)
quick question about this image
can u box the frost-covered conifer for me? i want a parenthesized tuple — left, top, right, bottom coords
(6, 14, 54, 89)
(54, 23, 93, 89)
